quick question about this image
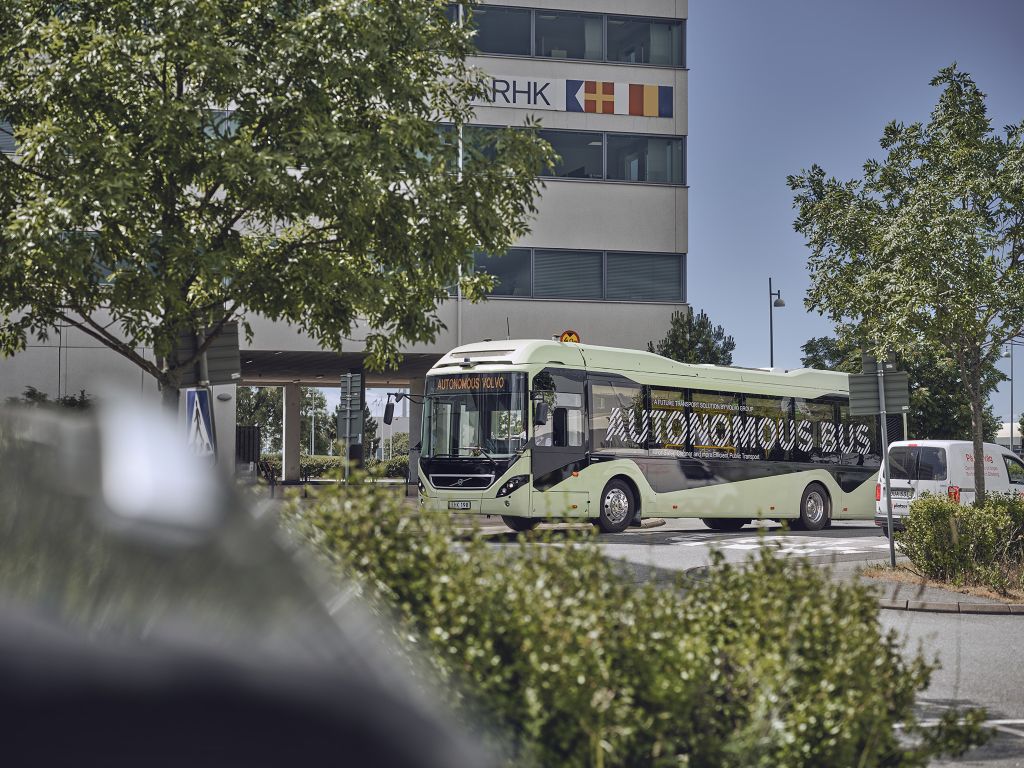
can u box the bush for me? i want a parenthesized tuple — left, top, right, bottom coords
(896, 494, 1024, 592)
(258, 454, 343, 479)
(285, 479, 987, 767)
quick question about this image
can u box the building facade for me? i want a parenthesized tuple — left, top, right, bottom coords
(0, 1, 688, 477)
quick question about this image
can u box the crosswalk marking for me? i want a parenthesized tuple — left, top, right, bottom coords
(670, 534, 893, 558)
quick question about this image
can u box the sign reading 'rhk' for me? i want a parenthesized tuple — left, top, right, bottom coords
(475, 75, 673, 118)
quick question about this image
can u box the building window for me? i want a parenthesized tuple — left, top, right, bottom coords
(535, 11, 603, 61)
(0, 120, 15, 155)
(606, 135, 684, 184)
(534, 250, 603, 299)
(474, 248, 531, 297)
(607, 17, 684, 67)
(606, 253, 684, 302)
(470, 6, 532, 56)
(538, 129, 603, 179)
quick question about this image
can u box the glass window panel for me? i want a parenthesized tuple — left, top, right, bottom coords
(535, 11, 603, 60)
(474, 248, 531, 297)
(687, 391, 743, 457)
(606, 17, 683, 66)
(1005, 456, 1024, 485)
(606, 253, 682, 302)
(470, 6, 532, 56)
(538, 130, 603, 179)
(589, 380, 646, 452)
(649, 387, 687, 452)
(0, 120, 15, 155)
(534, 250, 602, 300)
(791, 398, 838, 462)
(837, 406, 880, 466)
(606, 135, 684, 184)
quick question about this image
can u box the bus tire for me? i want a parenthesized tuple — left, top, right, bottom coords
(597, 479, 635, 534)
(502, 516, 540, 533)
(701, 518, 750, 532)
(796, 483, 830, 531)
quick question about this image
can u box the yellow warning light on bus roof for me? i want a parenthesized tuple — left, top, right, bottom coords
(559, 330, 581, 343)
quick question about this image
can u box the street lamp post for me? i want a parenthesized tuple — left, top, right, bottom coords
(1005, 342, 1021, 453)
(768, 277, 785, 368)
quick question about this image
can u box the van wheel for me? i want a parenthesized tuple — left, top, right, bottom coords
(795, 483, 830, 531)
(502, 516, 540, 533)
(598, 479, 635, 534)
(701, 518, 750, 532)
(881, 526, 889, 539)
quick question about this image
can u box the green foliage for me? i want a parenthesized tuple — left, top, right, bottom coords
(790, 65, 1024, 500)
(378, 454, 410, 479)
(362, 404, 379, 460)
(897, 494, 1024, 593)
(647, 308, 735, 366)
(5, 385, 92, 409)
(285, 480, 987, 767)
(237, 386, 330, 453)
(0, 0, 554, 392)
(801, 334, 1001, 440)
(259, 453, 342, 480)
(383, 430, 411, 459)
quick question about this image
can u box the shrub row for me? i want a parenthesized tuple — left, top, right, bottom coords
(258, 454, 410, 480)
(285, 478, 986, 767)
(897, 494, 1024, 593)
(258, 454, 342, 479)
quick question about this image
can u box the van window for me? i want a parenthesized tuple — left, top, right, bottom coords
(887, 446, 947, 481)
(1004, 455, 1024, 485)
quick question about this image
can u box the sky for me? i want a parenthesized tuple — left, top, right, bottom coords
(339, 1, 1024, 421)
(686, 0, 1024, 422)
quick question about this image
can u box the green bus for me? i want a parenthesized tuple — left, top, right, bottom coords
(415, 339, 882, 533)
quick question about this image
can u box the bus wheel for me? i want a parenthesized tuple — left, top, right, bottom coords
(701, 518, 750, 532)
(797, 483, 830, 531)
(598, 480, 635, 534)
(502, 516, 540, 533)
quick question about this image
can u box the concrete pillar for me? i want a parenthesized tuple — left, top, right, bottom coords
(210, 383, 237, 477)
(282, 383, 301, 482)
(407, 377, 424, 486)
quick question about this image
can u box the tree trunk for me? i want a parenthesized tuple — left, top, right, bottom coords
(160, 378, 180, 412)
(969, 389, 986, 505)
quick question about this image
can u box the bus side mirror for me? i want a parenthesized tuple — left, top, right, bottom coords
(383, 402, 395, 425)
(533, 402, 550, 426)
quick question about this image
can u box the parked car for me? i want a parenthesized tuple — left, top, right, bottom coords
(874, 439, 1024, 535)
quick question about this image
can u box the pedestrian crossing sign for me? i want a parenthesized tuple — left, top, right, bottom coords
(186, 388, 216, 459)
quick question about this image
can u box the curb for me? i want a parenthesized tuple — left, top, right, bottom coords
(683, 567, 1024, 616)
(880, 599, 1024, 614)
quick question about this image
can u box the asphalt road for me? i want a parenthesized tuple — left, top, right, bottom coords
(586, 518, 1024, 766)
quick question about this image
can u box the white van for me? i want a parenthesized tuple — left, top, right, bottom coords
(874, 440, 1024, 535)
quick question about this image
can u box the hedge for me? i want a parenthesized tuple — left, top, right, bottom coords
(284, 478, 987, 767)
(259, 454, 410, 480)
(896, 494, 1024, 593)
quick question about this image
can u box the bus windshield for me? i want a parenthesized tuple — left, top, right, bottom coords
(422, 373, 528, 459)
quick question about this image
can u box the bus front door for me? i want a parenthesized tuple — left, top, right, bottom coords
(531, 369, 589, 517)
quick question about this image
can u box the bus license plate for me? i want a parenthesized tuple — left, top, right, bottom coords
(448, 501, 472, 510)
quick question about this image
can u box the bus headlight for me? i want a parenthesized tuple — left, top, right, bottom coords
(496, 475, 529, 497)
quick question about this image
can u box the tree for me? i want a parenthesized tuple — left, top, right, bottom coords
(647, 309, 735, 366)
(361, 404, 379, 460)
(789, 65, 1024, 501)
(5, 385, 92, 409)
(328, 400, 377, 459)
(801, 334, 1001, 441)
(235, 385, 330, 454)
(0, 0, 552, 407)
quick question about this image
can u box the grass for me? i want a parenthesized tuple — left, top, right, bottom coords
(859, 563, 1024, 604)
